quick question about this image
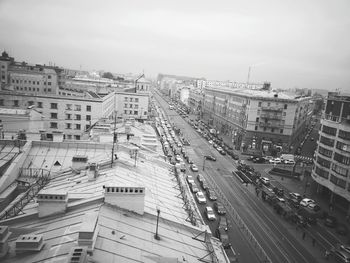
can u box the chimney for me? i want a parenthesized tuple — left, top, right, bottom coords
(72, 155, 88, 170)
(0, 226, 11, 258)
(66, 247, 88, 263)
(15, 234, 44, 252)
(104, 185, 145, 215)
(87, 163, 99, 181)
(37, 190, 67, 218)
(78, 212, 99, 254)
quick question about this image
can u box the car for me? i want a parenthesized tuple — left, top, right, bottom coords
(289, 192, 302, 202)
(263, 156, 274, 161)
(186, 175, 195, 185)
(269, 158, 282, 164)
(284, 159, 296, 165)
(213, 202, 226, 215)
(205, 155, 216, 161)
(260, 177, 270, 186)
(218, 215, 229, 231)
(310, 137, 314, 141)
(197, 174, 205, 183)
(175, 155, 182, 162)
(196, 191, 207, 204)
(300, 198, 315, 207)
(205, 206, 216, 221)
(189, 182, 199, 193)
(253, 157, 265, 163)
(324, 215, 337, 228)
(231, 153, 239, 160)
(215, 228, 231, 248)
(188, 159, 194, 164)
(206, 189, 217, 201)
(307, 203, 321, 212)
(201, 180, 210, 190)
(190, 164, 199, 172)
(219, 149, 226, 155)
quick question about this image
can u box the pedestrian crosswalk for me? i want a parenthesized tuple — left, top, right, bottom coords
(294, 155, 313, 163)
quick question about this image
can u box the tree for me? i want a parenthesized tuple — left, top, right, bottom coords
(102, 72, 114, 79)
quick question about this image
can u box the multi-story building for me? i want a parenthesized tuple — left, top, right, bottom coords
(202, 86, 313, 153)
(188, 89, 204, 115)
(311, 92, 350, 213)
(116, 91, 150, 121)
(0, 90, 115, 141)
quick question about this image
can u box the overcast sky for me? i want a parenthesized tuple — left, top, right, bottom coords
(0, 0, 349, 91)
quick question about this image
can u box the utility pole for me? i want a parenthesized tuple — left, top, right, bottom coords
(154, 208, 160, 240)
(111, 111, 117, 168)
(247, 66, 251, 84)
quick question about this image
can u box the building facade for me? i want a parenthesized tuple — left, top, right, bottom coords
(311, 93, 350, 211)
(202, 86, 312, 153)
(116, 92, 150, 121)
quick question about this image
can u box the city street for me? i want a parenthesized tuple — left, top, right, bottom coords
(154, 91, 324, 263)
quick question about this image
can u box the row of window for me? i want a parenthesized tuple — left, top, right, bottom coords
(49, 103, 92, 112)
(15, 86, 52, 92)
(318, 146, 333, 158)
(124, 110, 139, 115)
(50, 122, 90, 131)
(254, 125, 284, 133)
(319, 136, 335, 147)
(330, 174, 347, 189)
(316, 156, 331, 169)
(258, 101, 288, 109)
(332, 163, 348, 177)
(334, 152, 350, 165)
(50, 113, 91, 121)
(124, 97, 139, 102)
(315, 165, 329, 179)
(124, 104, 139, 109)
(321, 125, 350, 142)
(105, 187, 144, 193)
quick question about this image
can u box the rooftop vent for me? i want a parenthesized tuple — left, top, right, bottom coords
(274, 93, 278, 98)
(37, 190, 67, 218)
(66, 247, 88, 263)
(78, 212, 99, 254)
(0, 226, 11, 258)
(104, 185, 145, 215)
(15, 234, 44, 252)
(87, 163, 99, 181)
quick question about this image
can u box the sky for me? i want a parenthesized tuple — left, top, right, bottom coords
(0, 0, 349, 91)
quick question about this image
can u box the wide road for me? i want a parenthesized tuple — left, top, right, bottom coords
(153, 90, 320, 263)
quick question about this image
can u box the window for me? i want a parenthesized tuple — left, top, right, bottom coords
(37, 102, 43, 108)
(48, 82, 51, 86)
(86, 115, 91, 121)
(134, 111, 138, 115)
(66, 104, 72, 110)
(75, 124, 81, 130)
(29, 80, 31, 84)
(50, 122, 58, 129)
(263, 127, 266, 131)
(37, 81, 39, 85)
(280, 129, 283, 134)
(74, 135, 80, 140)
(86, 105, 91, 112)
(134, 104, 139, 109)
(318, 146, 333, 158)
(50, 103, 58, 109)
(334, 152, 350, 165)
(284, 104, 288, 109)
(255, 126, 258, 131)
(66, 123, 72, 129)
(315, 166, 329, 179)
(268, 102, 270, 106)
(320, 136, 335, 147)
(124, 110, 127, 114)
(74, 105, 81, 111)
(129, 104, 133, 108)
(14, 100, 19, 107)
(336, 141, 350, 153)
(271, 128, 274, 133)
(316, 156, 331, 168)
(50, 113, 58, 119)
(258, 102, 262, 107)
(75, 114, 81, 120)
(66, 114, 71, 120)
(135, 98, 139, 102)
(322, 125, 337, 136)
(130, 98, 133, 102)
(124, 97, 128, 101)
(339, 130, 350, 140)
(256, 117, 259, 122)
(332, 163, 348, 177)
(85, 124, 90, 131)
(0, 99, 3, 106)
(129, 110, 132, 114)
(124, 103, 128, 108)
(283, 112, 286, 116)
(48, 88, 51, 92)
(48, 75, 51, 79)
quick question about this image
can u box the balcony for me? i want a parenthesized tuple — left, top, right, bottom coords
(324, 114, 350, 125)
(260, 113, 282, 120)
(261, 106, 283, 112)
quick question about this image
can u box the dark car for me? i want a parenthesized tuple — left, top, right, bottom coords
(253, 157, 266, 163)
(324, 215, 337, 228)
(231, 153, 239, 160)
(206, 189, 217, 201)
(205, 155, 216, 161)
(215, 228, 231, 248)
(213, 202, 226, 215)
(336, 223, 349, 236)
(197, 174, 205, 183)
(200, 180, 209, 190)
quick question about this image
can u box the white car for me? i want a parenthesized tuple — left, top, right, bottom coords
(175, 155, 182, 162)
(208, 140, 213, 145)
(186, 175, 195, 185)
(260, 177, 270, 186)
(205, 206, 216, 221)
(284, 159, 296, 165)
(269, 158, 282, 164)
(196, 191, 207, 204)
(300, 198, 315, 207)
(190, 164, 199, 172)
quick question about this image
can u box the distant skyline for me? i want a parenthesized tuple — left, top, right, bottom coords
(0, 0, 349, 91)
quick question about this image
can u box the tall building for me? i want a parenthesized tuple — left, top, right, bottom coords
(312, 92, 350, 213)
(202, 86, 313, 153)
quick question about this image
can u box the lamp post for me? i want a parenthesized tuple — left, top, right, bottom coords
(154, 208, 160, 240)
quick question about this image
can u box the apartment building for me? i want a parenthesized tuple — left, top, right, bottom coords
(312, 92, 350, 210)
(116, 91, 150, 121)
(202, 86, 312, 153)
(0, 90, 115, 141)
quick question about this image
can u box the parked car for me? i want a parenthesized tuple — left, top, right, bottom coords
(215, 228, 231, 248)
(289, 192, 302, 202)
(263, 156, 274, 162)
(324, 215, 337, 228)
(269, 158, 282, 164)
(260, 177, 270, 186)
(300, 198, 315, 207)
(197, 174, 205, 183)
(218, 215, 229, 231)
(284, 159, 296, 165)
(205, 206, 216, 221)
(213, 202, 226, 215)
(253, 157, 266, 163)
(231, 153, 239, 160)
(190, 164, 199, 172)
(195, 191, 207, 204)
(201, 180, 210, 191)
(186, 175, 195, 185)
(307, 203, 321, 212)
(205, 155, 216, 161)
(189, 182, 199, 194)
(206, 189, 217, 201)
